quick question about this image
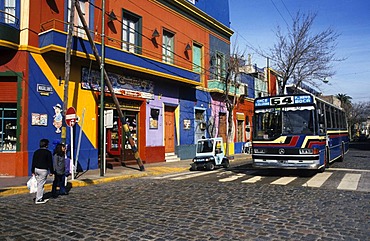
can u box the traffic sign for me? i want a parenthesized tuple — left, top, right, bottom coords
(65, 107, 77, 127)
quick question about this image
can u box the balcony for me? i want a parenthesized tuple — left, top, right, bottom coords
(39, 19, 201, 84)
(208, 79, 241, 96)
(0, 11, 20, 50)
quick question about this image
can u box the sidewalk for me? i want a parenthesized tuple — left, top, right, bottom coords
(0, 154, 252, 197)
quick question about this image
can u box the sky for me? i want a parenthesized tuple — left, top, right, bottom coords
(229, 0, 370, 103)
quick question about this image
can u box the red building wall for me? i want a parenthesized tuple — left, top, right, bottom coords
(0, 51, 29, 176)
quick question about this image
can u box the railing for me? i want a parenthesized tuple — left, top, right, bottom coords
(40, 19, 160, 58)
(208, 79, 240, 95)
(0, 10, 19, 28)
(39, 19, 195, 74)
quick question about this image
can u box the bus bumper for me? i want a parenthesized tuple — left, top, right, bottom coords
(252, 158, 321, 169)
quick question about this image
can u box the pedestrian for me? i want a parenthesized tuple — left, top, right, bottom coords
(52, 143, 68, 197)
(31, 138, 53, 204)
(244, 140, 251, 154)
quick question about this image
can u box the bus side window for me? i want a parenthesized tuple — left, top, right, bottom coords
(317, 103, 326, 134)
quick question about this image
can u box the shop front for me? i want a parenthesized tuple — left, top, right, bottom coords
(103, 98, 144, 165)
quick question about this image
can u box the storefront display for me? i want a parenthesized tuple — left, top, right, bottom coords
(106, 109, 138, 161)
(0, 105, 17, 152)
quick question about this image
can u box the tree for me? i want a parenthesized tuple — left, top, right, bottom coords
(336, 93, 352, 112)
(223, 54, 240, 156)
(347, 101, 370, 139)
(269, 12, 341, 93)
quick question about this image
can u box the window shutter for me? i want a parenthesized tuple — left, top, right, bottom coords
(0, 82, 17, 102)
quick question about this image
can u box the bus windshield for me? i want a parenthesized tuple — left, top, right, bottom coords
(254, 106, 315, 140)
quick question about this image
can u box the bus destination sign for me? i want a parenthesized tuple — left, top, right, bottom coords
(255, 95, 313, 107)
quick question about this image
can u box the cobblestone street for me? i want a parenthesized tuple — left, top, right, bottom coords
(1, 176, 369, 240)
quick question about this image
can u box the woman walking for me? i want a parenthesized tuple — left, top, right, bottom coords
(52, 143, 68, 197)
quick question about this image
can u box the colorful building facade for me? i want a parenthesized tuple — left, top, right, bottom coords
(1, 0, 239, 176)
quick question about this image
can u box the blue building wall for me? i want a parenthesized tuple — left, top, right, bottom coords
(240, 73, 256, 98)
(27, 54, 98, 175)
(176, 88, 212, 160)
(192, 0, 230, 27)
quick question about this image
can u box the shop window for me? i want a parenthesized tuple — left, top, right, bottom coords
(0, 104, 17, 152)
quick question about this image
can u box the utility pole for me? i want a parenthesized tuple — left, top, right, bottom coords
(99, 0, 106, 176)
(74, 0, 145, 171)
(63, 0, 75, 144)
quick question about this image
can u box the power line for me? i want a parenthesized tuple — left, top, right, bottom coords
(87, 0, 226, 80)
(279, 0, 294, 21)
(230, 27, 278, 65)
(270, 0, 289, 27)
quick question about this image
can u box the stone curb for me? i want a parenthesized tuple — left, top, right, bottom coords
(0, 166, 190, 197)
(0, 156, 251, 197)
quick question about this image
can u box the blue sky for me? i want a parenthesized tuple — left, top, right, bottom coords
(229, 0, 370, 103)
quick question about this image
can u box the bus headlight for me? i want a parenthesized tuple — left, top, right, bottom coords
(254, 148, 266, 154)
(299, 148, 313, 154)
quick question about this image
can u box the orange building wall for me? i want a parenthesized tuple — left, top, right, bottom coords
(234, 99, 254, 142)
(31, 0, 214, 83)
(104, 0, 211, 72)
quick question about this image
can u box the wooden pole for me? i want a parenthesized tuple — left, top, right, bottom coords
(74, 1, 145, 171)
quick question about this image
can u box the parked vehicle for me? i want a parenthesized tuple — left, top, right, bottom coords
(190, 137, 230, 171)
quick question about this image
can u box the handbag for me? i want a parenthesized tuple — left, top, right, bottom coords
(27, 175, 37, 193)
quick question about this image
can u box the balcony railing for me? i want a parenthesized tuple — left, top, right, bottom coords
(40, 19, 193, 70)
(0, 10, 20, 47)
(208, 79, 240, 95)
(0, 10, 19, 28)
(39, 19, 201, 84)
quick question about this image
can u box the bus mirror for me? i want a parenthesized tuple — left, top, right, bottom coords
(319, 124, 325, 133)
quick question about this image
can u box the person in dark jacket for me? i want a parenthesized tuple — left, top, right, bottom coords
(31, 138, 53, 204)
(52, 143, 68, 197)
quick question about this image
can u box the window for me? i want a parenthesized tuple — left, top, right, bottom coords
(162, 30, 174, 64)
(122, 11, 142, 54)
(325, 105, 332, 129)
(317, 101, 326, 134)
(67, 0, 89, 38)
(0, 104, 17, 152)
(4, 0, 16, 24)
(195, 109, 205, 141)
(215, 52, 225, 81)
(192, 43, 202, 73)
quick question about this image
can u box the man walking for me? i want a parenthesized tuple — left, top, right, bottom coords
(31, 139, 53, 204)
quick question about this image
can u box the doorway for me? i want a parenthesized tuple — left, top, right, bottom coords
(219, 113, 227, 142)
(106, 110, 138, 161)
(164, 106, 175, 153)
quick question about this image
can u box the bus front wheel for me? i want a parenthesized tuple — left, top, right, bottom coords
(319, 148, 330, 173)
(338, 143, 345, 162)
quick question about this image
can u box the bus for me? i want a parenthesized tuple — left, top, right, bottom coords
(252, 89, 349, 172)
